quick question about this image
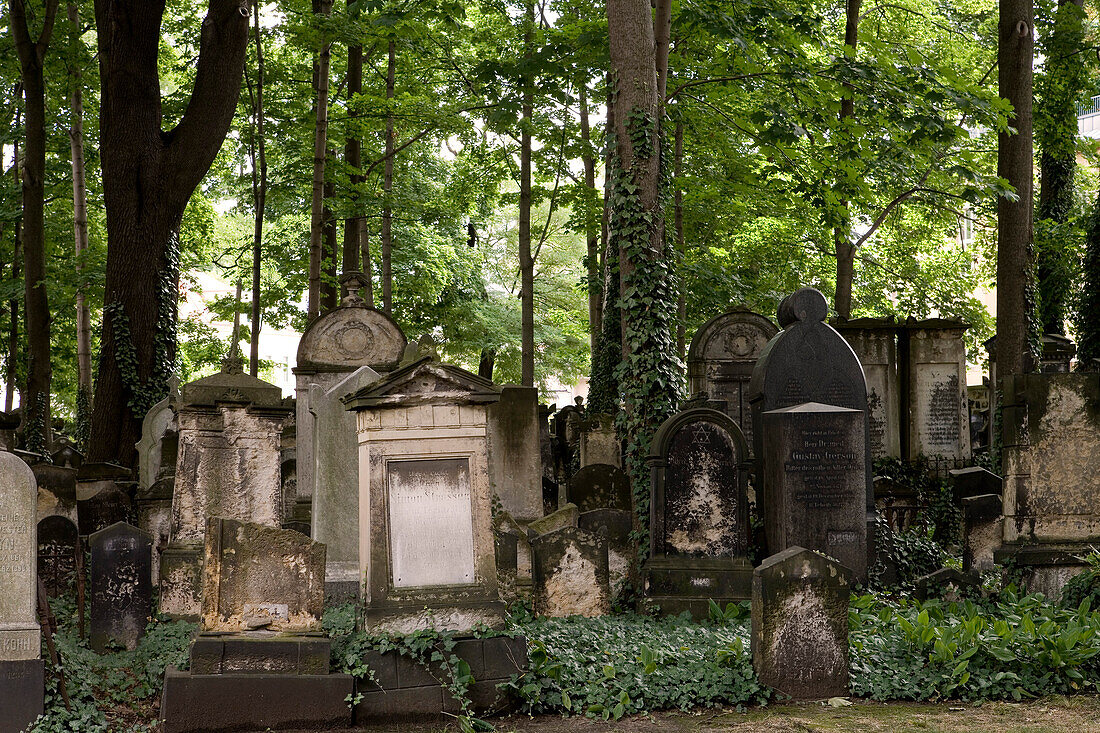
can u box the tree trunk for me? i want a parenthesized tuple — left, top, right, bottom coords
(519, 0, 535, 388)
(833, 0, 861, 320)
(10, 0, 60, 451)
(88, 0, 250, 464)
(249, 1, 267, 377)
(654, 0, 671, 106)
(6, 102, 21, 415)
(360, 224, 374, 307)
(307, 0, 333, 322)
(997, 0, 1035, 379)
(322, 172, 338, 310)
(579, 82, 601, 353)
(380, 39, 395, 314)
(68, 1, 92, 401)
(342, 3, 362, 274)
(674, 121, 686, 360)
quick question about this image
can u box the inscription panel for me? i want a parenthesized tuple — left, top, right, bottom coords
(387, 458, 476, 588)
(0, 452, 39, 660)
(913, 363, 964, 457)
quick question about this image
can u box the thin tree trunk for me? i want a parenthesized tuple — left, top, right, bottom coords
(343, 6, 363, 274)
(654, 0, 672, 105)
(381, 39, 396, 314)
(10, 0, 60, 450)
(360, 223, 374, 307)
(6, 102, 21, 414)
(579, 82, 601, 353)
(833, 0, 861, 320)
(307, 0, 333, 322)
(997, 0, 1035, 378)
(519, 0, 535, 387)
(249, 1, 266, 377)
(322, 172, 338, 310)
(68, 1, 91, 399)
(674, 121, 686, 360)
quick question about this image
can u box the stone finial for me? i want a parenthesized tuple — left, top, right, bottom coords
(339, 271, 368, 306)
(777, 287, 829, 328)
(416, 333, 439, 360)
(222, 346, 245, 375)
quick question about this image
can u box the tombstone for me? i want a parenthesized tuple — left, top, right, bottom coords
(913, 568, 981, 602)
(0, 410, 18, 451)
(688, 309, 778, 453)
(494, 511, 533, 602)
(0, 451, 43, 733)
(578, 413, 620, 468)
(51, 442, 83, 470)
(1039, 333, 1076, 374)
(528, 503, 579, 536)
(567, 464, 631, 513)
(646, 408, 752, 617)
(486, 386, 543, 523)
(77, 479, 132, 536)
(578, 508, 633, 591)
(531, 526, 611, 618)
(962, 494, 1002, 573)
(159, 355, 293, 619)
(751, 547, 850, 700)
(538, 404, 558, 514)
(90, 522, 153, 652)
(949, 466, 1002, 502)
(833, 317, 900, 460)
(33, 463, 78, 527)
(343, 356, 506, 632)
(762, 403, 868, 580)
(294, 272, 407, 552)
(161, 517, 353, 733)
(901, 319, 971, 472)
(37, 515, 78, 597)
(136, 380, 179, 491)
(749, 288, 873, 568)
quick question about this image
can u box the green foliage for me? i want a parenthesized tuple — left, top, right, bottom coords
(850, 591, 1100, 701)
(870, 514, 947, 590)
(875, 457, 962, 547)
(1060, 552, 1100, 612)
(508, 612, 768, 718)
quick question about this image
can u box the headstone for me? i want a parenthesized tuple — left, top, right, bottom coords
(90, 522, 153, 651)
(294, 272, 407, 550)
(646, 408, 753, 616)
(761, 402, 868, 580)
(344, 357, 506, 632)
(833, 318, 900, 460)
(531, 526, 611, 618)
(159, 356, 292, 618)
(687, 309, 778, 453)
(77, 479, 132, 536)
(51, 442, 83, 470)
(37, 515, 78, 597)
(578, 508, 633, 591)
(962, 494, 1002, 573)
(486, 386, 543, 522)
(0, 451, 43, 733)
(136, 380, 178, 491)
(1040, 333, 1076, 374)
(309, 365, 380, 597)
(751, 547, 850, 700)
(201, 517, 325, 633)
(902, 319, 971, 471)
(528, 503, 579, 536)
(949, 466, 1002, 501)
(567, 464, 631, 512)
(33, 463, 77, 527)
(494, 511, 533, 602)
(913, 568, 981, 602)
(577, 413, 620, 468)
(0, 410, 18, 451)
(538, 404, 558, 514)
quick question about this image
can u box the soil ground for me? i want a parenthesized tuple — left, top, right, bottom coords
(278, 696, 1100, 733)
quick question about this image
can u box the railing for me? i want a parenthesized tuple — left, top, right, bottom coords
(1079, 94, 1100, 118)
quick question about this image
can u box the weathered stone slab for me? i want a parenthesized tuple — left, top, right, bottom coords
(201, 517, 325, 633)
(963, 494, 1003, 573)
(903, 319, 971, 469)
(762, 403, 868, 580)
(834, 318, 900, 460)
(578, 413, 620, 468)
(531, 526, 610, 617)
(528, 503, 579, 536)
(136, 383, 178, 491)
(751, 547, 850, 700)
(0, 451, 39, 661)
(0, 659, 44, 733)
(90, 522, 153, 652)
(567, 464, 631, 512)
(688, 309, 778, 453)
(578, 508, 633, 591)
(949, 466, 1002, 501)
(487, 386, 543, 522)
(33, 463, 77, 527)
(913, 568, 981, 602)
(37, 515, 78, 597)
(77, 480, 132, 536)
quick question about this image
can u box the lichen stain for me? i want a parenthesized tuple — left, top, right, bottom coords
(543, 542, 607, 617)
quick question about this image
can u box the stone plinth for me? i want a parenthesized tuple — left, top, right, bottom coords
(751, 547, 850, 700)
(344, 357, 506, 633)
(762, 402, 868, 581)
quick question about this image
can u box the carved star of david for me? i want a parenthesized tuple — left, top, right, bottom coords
(691, 423, 712, 445)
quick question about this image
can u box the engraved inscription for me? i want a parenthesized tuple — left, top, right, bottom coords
(783, 428, 861, 510)
(0, 512, 31, 574)
(924, 375, 961, 448)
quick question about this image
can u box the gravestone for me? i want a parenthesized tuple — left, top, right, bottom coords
(578, 413, 620, 468)
(646, 408, 752, 616)
(0, 451, 43, 733)
(688, 309, 778, 453)
(751, 546, 850, 699)
(344, 357, 506, 632)
(294, 272, 407, 551)
(1040, 333, 1076, 374)
(567, 463, 631, 512)
(749, 287, 873, 569)
(486, 385, 543, 522)
(77, 479, 132, 536)
(913, 568, 981, 602)
(51, 443, 83, 469)
(33, 463, 77, 527)
(531, 526, 611, 617)
(578, 508, 633, 591)
(949, 466, 1002, 501)
(834, 318, 900, 460)
(902, 319, 971, 471)
(761, 402, 868, 580)
(538, 404, 557, 514)
(90, 522, 153, 652)
(309, 365, 380, 597)
(136, 380, 179, 491)
(37, 515, 78, 597)
(159, 355, 292, 619)
(528, 503, 579, 536)
(962, 493, 1002, 573)
(0, 410, 18, 451)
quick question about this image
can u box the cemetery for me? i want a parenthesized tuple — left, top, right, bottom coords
(6, 0, 1100, 732)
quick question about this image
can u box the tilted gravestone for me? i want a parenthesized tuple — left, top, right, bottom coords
(646, 408, 752, 617)
(687, 309, 778, 453)
(37, 515, 78, 597)
(531, 526, 611, 618)
(567, 463, 631, 513)
(762, 402, 868, 580)
(0, 451, 43, 732)
(749, 287, 873, 576)
(751, 546, 851, 699)
(90, 522, 153, 652)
